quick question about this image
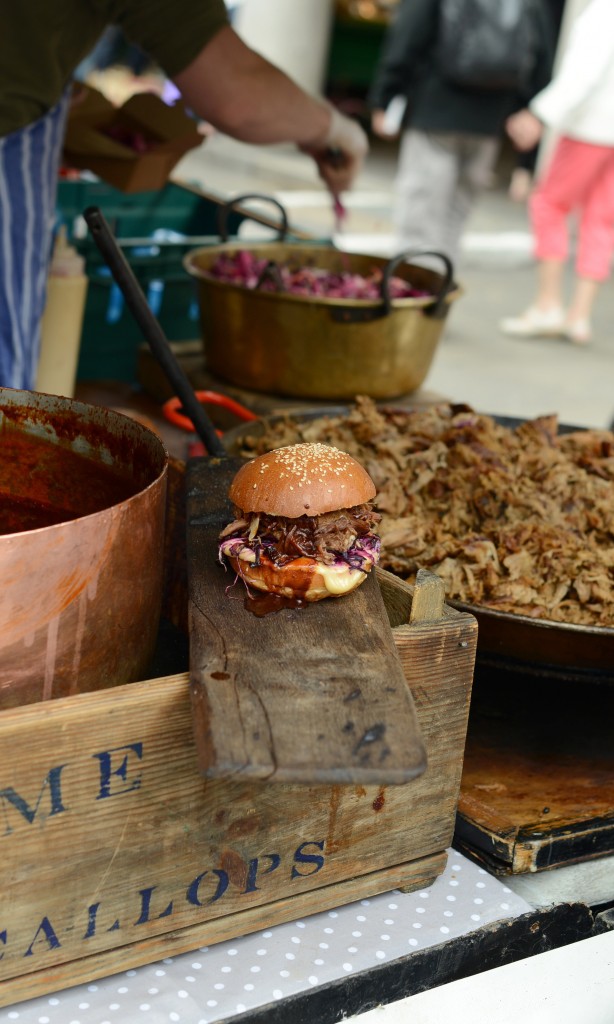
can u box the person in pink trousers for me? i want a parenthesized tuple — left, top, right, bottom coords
(501, 0, 614, 345)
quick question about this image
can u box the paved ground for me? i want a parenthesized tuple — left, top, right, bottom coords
(175, 133, 614, 429)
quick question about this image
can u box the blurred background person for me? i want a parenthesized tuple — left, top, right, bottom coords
(368, 0, 556, 271)
(507, 0, 566, 203)
(501, 0, 614, 345)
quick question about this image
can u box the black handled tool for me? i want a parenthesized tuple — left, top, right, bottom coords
(83, 205, 226, 458)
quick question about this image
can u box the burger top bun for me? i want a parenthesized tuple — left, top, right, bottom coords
(229, 442, 376, 519)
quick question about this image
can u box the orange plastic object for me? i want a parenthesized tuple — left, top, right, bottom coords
(162, 390, 257, 434)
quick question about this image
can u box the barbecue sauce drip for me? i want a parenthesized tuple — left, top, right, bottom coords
(243, 590, 307, 617)
(242, 558, 315, 616)
(0, 425, 137, 535)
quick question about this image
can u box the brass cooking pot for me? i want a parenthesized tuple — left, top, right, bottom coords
(184, 195, 462, 401)
(0, 388, 168, 708)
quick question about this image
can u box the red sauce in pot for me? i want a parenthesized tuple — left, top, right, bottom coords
(0, 424, 137, 535)
(0, 491, 79, 533)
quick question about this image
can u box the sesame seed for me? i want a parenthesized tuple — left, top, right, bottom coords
(244, 442, 370, 507)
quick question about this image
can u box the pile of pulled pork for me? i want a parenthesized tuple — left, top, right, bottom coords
(236, 397, 614, 627)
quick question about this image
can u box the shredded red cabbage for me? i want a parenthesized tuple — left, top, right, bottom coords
(205, 250, 430, 300)
(219, 533, 380, 573)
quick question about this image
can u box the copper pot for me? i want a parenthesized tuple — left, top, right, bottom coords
(0, 388, 168, 708)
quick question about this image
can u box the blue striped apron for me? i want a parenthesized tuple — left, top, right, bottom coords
(0, 92, 70, 390)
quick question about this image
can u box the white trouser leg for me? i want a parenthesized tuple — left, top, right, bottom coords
(393, 130, 498, 271)
(445, 134, 499, 261)
(393, 130, 462, 262)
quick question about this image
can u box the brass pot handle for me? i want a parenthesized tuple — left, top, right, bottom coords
(382, 250, 455, 319)
(217, 193, 289, 242)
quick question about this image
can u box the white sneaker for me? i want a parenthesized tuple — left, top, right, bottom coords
(564, 319, 592, 345)
(499, 306, 565, 337)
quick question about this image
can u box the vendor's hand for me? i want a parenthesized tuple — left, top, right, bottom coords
(506, 109, 544, 152)
(371, 108, 398, 140)
(301, 105, 368, 196)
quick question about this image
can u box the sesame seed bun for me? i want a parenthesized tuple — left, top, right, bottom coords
(229, 442, 376, 518)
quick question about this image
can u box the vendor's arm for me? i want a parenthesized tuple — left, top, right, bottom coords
(173, 26, 367, 195)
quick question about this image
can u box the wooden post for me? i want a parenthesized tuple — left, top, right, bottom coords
(409, 568, 446, 624)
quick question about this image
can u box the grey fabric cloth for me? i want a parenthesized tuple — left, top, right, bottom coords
(393, 129, 500, 268)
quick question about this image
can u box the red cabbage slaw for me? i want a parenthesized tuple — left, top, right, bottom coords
(219, 533, 381, 573)
(204, 250, 431, 301)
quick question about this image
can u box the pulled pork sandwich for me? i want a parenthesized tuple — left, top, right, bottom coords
(218, 442, 381, 602)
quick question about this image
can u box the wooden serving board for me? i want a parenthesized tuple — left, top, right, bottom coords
(186, 456, 427, 785)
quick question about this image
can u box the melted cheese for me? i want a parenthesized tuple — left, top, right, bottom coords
(318, 562, 367, 595)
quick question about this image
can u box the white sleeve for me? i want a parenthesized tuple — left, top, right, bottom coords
(530, 0, 614, 127)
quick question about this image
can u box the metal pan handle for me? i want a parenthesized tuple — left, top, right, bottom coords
(217, 193, 289, 242)
(328, 249, 455, 324)
(163, 391, 258, 434)
(382, 250, 455, 319)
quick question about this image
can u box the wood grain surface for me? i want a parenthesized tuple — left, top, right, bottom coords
(187, 456, 426, 784)
(0, 568, 477, 1004)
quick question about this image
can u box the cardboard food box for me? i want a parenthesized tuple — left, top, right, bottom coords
(62, 85, 203, 193)
(0, 566, 476, 1007)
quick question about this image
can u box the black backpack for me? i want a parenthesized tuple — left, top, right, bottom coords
(436, 0, 537, 91)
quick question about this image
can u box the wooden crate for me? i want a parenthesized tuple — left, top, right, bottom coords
(0, 569, 476, 1007)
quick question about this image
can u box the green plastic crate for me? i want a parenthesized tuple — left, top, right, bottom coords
(56, 178, 247, 382)
(326, 16, 387, 90)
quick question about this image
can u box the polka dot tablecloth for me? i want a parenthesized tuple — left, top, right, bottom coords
(1, 851, 531, 1024)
